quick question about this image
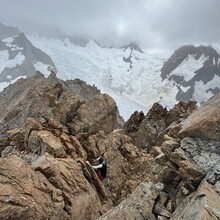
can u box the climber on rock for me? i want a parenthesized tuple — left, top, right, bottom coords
(92, 156, 107, 181)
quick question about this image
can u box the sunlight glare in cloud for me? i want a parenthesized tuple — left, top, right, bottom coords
(116, 22, 126, 36)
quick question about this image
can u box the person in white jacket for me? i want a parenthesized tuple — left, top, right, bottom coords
(92, 156, 107, 181)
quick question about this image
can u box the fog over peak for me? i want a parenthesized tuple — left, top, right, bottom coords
(1, 0, 220, 49)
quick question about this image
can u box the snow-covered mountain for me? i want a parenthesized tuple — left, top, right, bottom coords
(0, 24, 56, 86)
(1, 23, 220, 120)
(161, 45, 220, 103)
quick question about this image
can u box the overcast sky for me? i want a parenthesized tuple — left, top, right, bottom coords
(0, 0, 220, 49)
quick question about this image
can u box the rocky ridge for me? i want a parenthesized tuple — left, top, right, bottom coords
(0, 72, 220, 219)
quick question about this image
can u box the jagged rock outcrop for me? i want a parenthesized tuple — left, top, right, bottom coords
(124, 111, 146, 134)
(179, 92, 220, 141)
(165, 100, 197, 126)
(122, 93, 220, 219)
(124, 101, 196, 152)
(176, 94, 220, 192)
(83, 129, 155, 205)
(0, 72, 124, 157)
(150, 93, 220, 219)
(151, 137, 206, 214)
(170, 180, 220, 220)
(181, 137, 220, 185)
(124, 103, 167, 152)
(0, 155, 68, 220)
(98, 182, 158, 220)
(67, 93, 122, 140)
(0, 72, 105, 137)
(0, 154, 110, 220)
(32, 155, 110, 219)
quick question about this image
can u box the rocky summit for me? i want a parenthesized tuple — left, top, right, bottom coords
(0, 72, 220, 219)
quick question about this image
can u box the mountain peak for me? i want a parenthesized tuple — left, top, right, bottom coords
(161, 44, 220, 80)
(0, 30, 56, 83)
(174, 45, 219, 60)
(122, 42, 144, 53)
(68, 36, 89, 47)
(160, 44, 220, 103)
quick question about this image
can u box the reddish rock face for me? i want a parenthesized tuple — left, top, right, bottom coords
(98, 182, 159, 220)
(83, 130, 155, 205)
(179, 93, 220, 141)
(0, 155, 68, 220)
(0, 72, 101, 137)
(124, 102, 168, 152)
(170, 180, 220, 220)
(0, 154, 109, 220)
(67, 93, 122, 140)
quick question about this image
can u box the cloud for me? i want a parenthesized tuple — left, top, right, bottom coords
(0, 0, 220, 49)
